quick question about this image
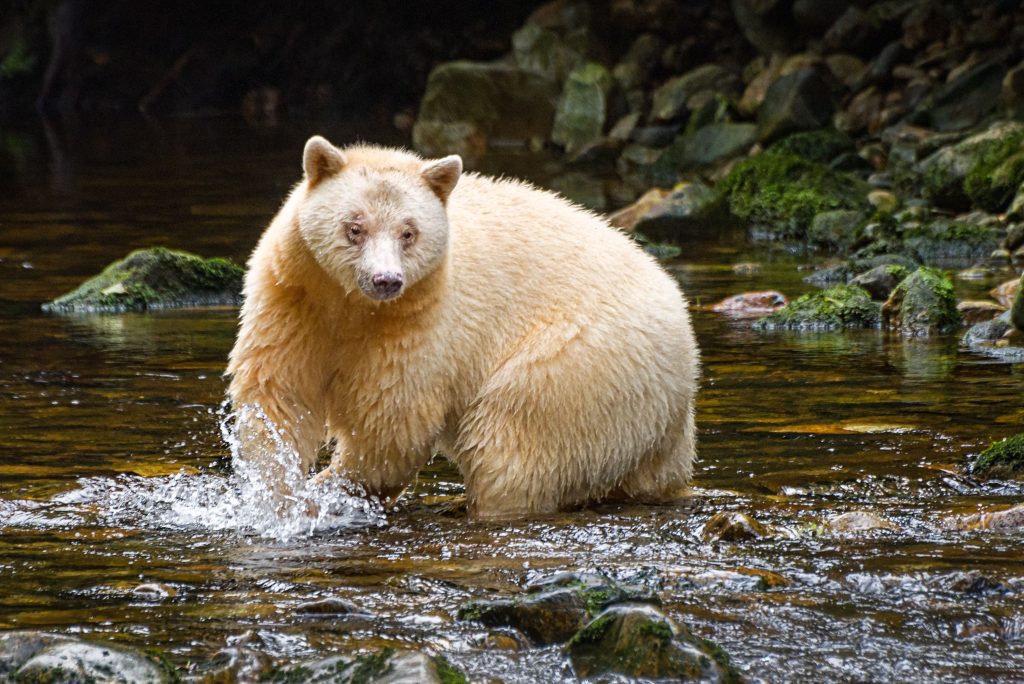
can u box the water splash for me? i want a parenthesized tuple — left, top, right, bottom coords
(3, 403, 386, 541)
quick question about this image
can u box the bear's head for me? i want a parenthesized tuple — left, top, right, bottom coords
(296, 136, 462, 302)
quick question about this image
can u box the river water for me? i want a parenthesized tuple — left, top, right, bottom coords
(1, 118, 1023, 683)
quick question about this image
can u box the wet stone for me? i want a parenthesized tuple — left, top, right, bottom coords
(458, 572, 655, 645)
(970, 434, 1024, 480)
(755, 284, 880, 331)
(3, 633, 177, 684)
(957, 300, 1007, 326)
(189, 645, 270, 684)
(881, 267, 960, 336)
(566, 604, 743, 682)
(826, 511, 898, 533)
(294, 597, 367, 616)
(701, 511, 771, 543)
(709, 291, 788, 318)
(262, 647, 467, 684)
(991, 277, 1021, 307)
(851, 264, 909, 300)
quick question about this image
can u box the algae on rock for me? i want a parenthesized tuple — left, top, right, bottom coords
(881, 267, 960, 336)
(971, 434, 1024, 480)
(754, 284, 880, 331)
(43, 247, 244, 314)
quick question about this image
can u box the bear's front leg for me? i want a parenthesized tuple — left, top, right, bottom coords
(313, 438, 430, 505)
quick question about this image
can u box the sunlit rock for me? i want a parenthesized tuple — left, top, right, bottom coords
(0, 632, 177, 683)
(262, 647, 467, 684)
(701, 511, 771, 543)
(709, 291, 788, 318)
(825, 511, 898, 533)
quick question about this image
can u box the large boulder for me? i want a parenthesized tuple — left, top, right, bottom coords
(913, 61, 1008, 132)
(650, 64, 737, 123)
(551, 62, 612, 156)
(757, 68, 835, 142)
(0, 631, 177, 683)
(677, 123, 758, 168)
(566, 604, 743, 682)
(42, 248, 244, 314)
(881, 267, 960, 336)
(412, 61, 559, 160)
(918, 121, 1024, 211)
(624, 182, 726, 241)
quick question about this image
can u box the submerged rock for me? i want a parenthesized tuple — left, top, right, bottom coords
(701, 511, 771, 542)
(42, 248, 244, 314)
(458, 572, 655, 645)
(263, 648, 467, 684)
(566, 604, 742, 682)
(826, 511, 897, 533)
(709, 291, 788, 318)
(755, 284, 880, 331)
(881, 267, 960, 336)
(956, 503, 1024, 531)
(0, 631, 177, 683)
(970, 434, 1024, 480)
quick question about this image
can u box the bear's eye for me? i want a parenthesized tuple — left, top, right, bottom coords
(345, 224, 364, 243)
(400, 225, 418, 245)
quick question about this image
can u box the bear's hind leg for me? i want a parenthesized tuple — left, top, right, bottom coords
(619, 404, 696, 503)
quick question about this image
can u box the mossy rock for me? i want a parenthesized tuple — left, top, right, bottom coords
(0, 632, 178, 683)
(971, 434, 1024, 480)
(767, 128, 855, 164)
(901, 219, 1002, 264)
(1011, 274, 1024, 332)
(718, 151, 869, 240)
(457, 571, 655, 645)
(551, 62, 611, 156)
(262, 647, 467, 684)
(566, 604, 743, 682)
(919, 121, 1024, 211)
(754, 284, 880, 331)
(43, 248, 244, 314)
(881, 267, 960, 336)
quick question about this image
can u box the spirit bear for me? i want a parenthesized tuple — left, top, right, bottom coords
(226, 136, 699, 518)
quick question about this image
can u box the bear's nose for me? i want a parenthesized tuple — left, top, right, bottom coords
(371, 272, 404, 296)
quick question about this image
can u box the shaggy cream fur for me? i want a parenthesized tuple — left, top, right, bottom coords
(227, 136, 699, 517)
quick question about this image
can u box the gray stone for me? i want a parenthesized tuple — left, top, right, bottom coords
(8, 636, 176, 684)
(264, 648, 467, 684)
(511, 23, 585, 82)
(679, 123, 758, 168)
(551, 62, 612, 155)
(757, 68, 835, 142)
(914, 61, 1008, 132)
(631, 182, 724, 241)
(881, 267, 961, 336)
(851, 263, 909, 300)
(731, 0, 797, 55)
(650, 64, 736, 122)
(412, 61, 559, 158)
(807, 209, 866, 249)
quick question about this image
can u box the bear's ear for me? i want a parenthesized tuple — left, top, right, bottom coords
(421, 155, 462, 203)
(303, 136, 346, 187)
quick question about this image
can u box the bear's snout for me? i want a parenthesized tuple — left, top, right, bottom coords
(369, 272, 404, 299)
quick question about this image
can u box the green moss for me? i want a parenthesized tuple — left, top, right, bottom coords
(755, 284, 880, 331)
(349, 648, 394, 684)
(567, 612, 617, 647)
(963, 131, 1024, 212)
(767, 128, 854, 164)
(901, 219, 1002, 263)
(262, 664, 316, 682)
(719, 151, 868, 239)
(972, 434, 1024, 478)
(43, 248, 244, 313)
(882, 267, 960, 335)
(433, 655, 469, 684)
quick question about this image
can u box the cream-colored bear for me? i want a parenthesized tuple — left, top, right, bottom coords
(227, 136, 699, 518)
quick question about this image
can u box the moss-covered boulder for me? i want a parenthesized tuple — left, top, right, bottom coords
(0, 631, 177, 683)
(754, 284, 880, 331)
(566, 604, 743, 682)
(458, 572, 655, 645)
(412, 61, 559, 159)
(551, 62, 611, 156)
(881, 268, 960, 336)
(919, 121, 1024, 211)
(1011, 274, 1024, 332)
(718, 151, 869, 240)
(43, 248, 244, 314)
(971, 434, 1024, 479)
(807, 209, 867, 250)
(262, 648, 467, 684)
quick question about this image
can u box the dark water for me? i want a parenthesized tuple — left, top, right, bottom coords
(2, 118, 1024, 683)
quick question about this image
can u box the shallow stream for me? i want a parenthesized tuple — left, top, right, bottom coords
(1, 119, 1023, 682)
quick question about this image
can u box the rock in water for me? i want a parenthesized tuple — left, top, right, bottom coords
(0, 632, 177, 683)
(1012, 275, 1024, 332)
(42, 248, 244, 314)
(971, 434, 1024, 480)
(881, 267, 960, 336)
(566, 604, 743, 682)
(754, 284, 880, 331)
(263, 648, 467, 684)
